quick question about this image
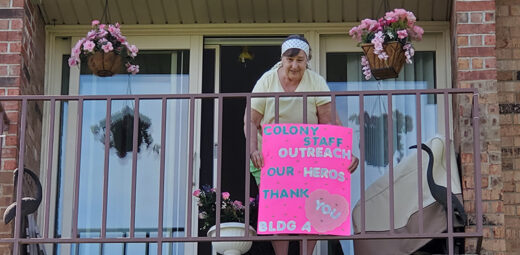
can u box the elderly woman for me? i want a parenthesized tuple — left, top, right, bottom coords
(244, 35, 359, 255)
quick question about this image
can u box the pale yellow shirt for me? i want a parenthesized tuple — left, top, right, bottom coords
(251, 64, 331, 151)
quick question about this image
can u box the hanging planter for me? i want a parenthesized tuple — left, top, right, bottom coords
(91, 105, 153, 158)
(349, 9, 424, 80)
(68, 20, 140, 77)
(360, 41, 406, 80)
(87, 51, 123, 77)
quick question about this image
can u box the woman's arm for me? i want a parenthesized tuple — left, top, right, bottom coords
(317, 102, 342, 126)
(317, 102, 359, 173)
(243, 108, 264, 168)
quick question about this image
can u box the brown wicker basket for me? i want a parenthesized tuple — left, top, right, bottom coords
(361, 41, 406, 80)
(87, 51, 123, 77)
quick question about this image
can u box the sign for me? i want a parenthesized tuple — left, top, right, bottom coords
(257, 124, 353, 236)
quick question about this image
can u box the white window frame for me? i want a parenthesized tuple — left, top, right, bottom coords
(41, 34, 203, 255)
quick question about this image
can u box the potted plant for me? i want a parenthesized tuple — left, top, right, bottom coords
(68, 20, 140, 77)
(193, 185, 257, 255)
(349, 9, 424, 80)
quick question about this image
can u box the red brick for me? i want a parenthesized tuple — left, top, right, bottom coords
(0, 20, 8, 30)
(471, 13, 483, 23)
(0, 66, 7, 76)
(457, 13, 469, 23)
(7, 88, 19, 95)
(458, 58, 470, 70)
(0, 31, 21, 41)
(8, 41, 20, 53)
(0, 54, 20, 65)
(457, 24, 495, 34)
(458, 47, 495, 57)
(0, 43, 7, 53)
(497, 16, 520, 27)
(12, 0, 23, 8)
(485, 58, 496, 69)
(484, 35, 496, 46)
(485, 12, 495, 22)
(1, 101, 18, 111)
(9, 19, 22, 31)
(457, 36, 469, 46)
(2, 159, 17, 170)
(7, 65, 19, 76)
(456, 1, 495, 12)
(472, 58, 484, 69)
(470, 35, 482, 46)
(458, 70, 497, 81)
(511, 5, 520, 16)
(497, 5, 510, 16)
(3, 135, 17, 146)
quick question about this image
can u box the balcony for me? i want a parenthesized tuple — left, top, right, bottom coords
(0, 88, 482, 255)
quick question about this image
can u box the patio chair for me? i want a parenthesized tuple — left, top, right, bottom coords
(351, 136, 466, 255)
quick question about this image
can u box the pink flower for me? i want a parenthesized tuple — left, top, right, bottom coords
(403, 43, 415, 64)
(233, 200, 244, 209)
(412, 25, 424, 40)
(97, 29, 108, 39)
(99, 24, 106, 30)
(68, 57, 79, 67)
(397, 30, 408, 39)
(91, 20, 100, 27)
(222, 192, 230, 200)
(192, 189, 201, 197)
(127, 44, 139, 58)
(198, 212, 207, 219)
(126, 64, 139, 75)
(406, 11, 416, 26)
(86, 30, 96, 40)
(101, 42, 113, 53)
(249, 197, 255, 203)
(361, 56, 372, 80)
(82, 40, 95, 52)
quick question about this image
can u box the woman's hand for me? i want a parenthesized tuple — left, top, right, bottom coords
(348, 156, 359, 174)
(250, 150, 264, 169)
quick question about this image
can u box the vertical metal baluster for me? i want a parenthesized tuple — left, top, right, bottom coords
(444, 92, 454, 255)
(473, 92, 483, 253)
(130, 98, 140, 238)
(415, 93, 424, 234)
(244, 95, 251, 237)
(72, 98, 84, 240)
(387, 93, 395, 233)
(12, 99, 27, 255)
(186, 97, 196, 238)
(331, 94, 336, 124)
(275, 95, 280, 124)
(302, 95, 307, 124)
(359, 94, 366, 234)
(101, 99, 112, 239)
(216, 96, 223, 237)
(44, 99, 56, 239)
(157, 97, 167, 255)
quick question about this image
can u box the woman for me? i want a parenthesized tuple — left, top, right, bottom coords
(244, 35, 359, 255)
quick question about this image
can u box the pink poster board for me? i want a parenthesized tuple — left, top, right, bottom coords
(257, 124, 353, 236)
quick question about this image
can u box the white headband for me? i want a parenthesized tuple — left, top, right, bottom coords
(281, 39, 310, 58)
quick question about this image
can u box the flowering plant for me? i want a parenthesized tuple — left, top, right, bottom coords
(68, 20, 140, 74)
(349, 9, 424, 80)
(193, 185, 257, 233)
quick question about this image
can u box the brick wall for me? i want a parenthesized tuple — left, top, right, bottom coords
(0, 0, 45, 253)
(452, 0, 506, 254)
(496, 0, 520, 253)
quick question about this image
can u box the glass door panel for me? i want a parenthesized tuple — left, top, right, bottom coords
(325, 51, 438, 255)
(56, 50, 191, 255)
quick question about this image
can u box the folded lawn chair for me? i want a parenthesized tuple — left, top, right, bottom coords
(352, 136, 466, 255)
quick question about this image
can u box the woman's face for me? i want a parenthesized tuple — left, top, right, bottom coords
(280, 50, 308, 80)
